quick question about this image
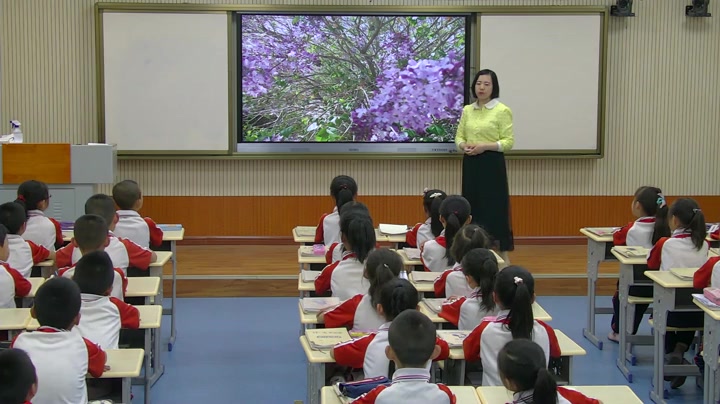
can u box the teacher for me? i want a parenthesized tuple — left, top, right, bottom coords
(455, 69, 515, 263)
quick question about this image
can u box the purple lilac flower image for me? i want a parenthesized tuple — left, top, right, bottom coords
(241, 15, 466, 142)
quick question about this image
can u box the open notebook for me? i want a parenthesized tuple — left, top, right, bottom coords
(670, 268, 696, 281)
(379, 224, 409, 235)
(402, 248, 421, 260)
(300, 270, 321, 283)
(613, 246, 649, 259)
(306, 328, 352, 350)
(410, 272, 438, 283)
(585, 227, 620, 236)
(437, 330, 470, 348)
(301, 297, 340, 313)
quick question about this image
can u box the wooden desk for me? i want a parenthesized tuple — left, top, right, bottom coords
(477, 385, 642, 404)
(694, 299, 720, 404)
(26, 303, 162, 331)
(321, 386, 480, 404)
(293, 226, 316, 244)
(126, 276, 161, 304)
(398, 249, 505, 272)
(0, 308, 30, 339)
(149, 251, 172, 268)
(418, 300, 552, 325)
(136, 304, 163, 400)
(98, 348, 144, 404)
(35, 259, 54, 267)
(299, 274, 318, 298)
(300, 335, 335, 404)
(27, 277, 44, 298)
(645, 269, 702, 404)
(155, 226, 184, 352)
(580, 227, 619, 350)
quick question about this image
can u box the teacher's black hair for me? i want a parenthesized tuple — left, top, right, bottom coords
(439, 196, 472, 266)
(669, 198, 707, 250)
(472, 69, 500, 100)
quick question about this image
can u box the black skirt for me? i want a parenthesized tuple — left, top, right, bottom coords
(462, 151, 514, 251)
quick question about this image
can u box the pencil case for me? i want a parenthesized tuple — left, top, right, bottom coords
(312, 244, 325, 255)
(338, 376, 391, 398)
(704, 288, 720, 305)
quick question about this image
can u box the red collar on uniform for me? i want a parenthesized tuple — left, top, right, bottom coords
(341, 251, 357, 261)
(435, 236, 446, 248)
(36, 326, 67, 333)
(636, 217, 656, 223)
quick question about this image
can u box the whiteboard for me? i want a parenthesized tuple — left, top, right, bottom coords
(101, 12, 229, 152)
(479, 14, 603, 152)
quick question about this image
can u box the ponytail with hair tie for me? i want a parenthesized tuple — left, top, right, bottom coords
(17, 195, 25, 202)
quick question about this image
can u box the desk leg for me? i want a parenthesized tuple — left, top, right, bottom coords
(703, 313, 719, 404)
(122, 376, 131, 404)
(583, 239, 604, 350)
(169, 240, 177, 351)
(616, 263, 633, 382)
(150, 326, 165, 386)
(650, 283, 669, 404)
(307, 362, 324, 404)
(144, 330, 151, 404)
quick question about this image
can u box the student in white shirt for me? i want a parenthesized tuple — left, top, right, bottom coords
(351, 310, 455, 404)
(434, 224, 491, 297)
(405, 189, 446, 248)
(440, 248, 499, 330)
(321, 248, 403, 331)
(15, 180, 63, 251)
(0, 224, 32, 309)
(608, 186, 670, 343)
(647, 197, 708, 388)
(332, 279, 449, 379)
(112, 180, 164, 248)
(315, 175, 358, 246)
(420, 195, 472, 272)
(325, 202, 371, 265)
(315, 210, 376, 300)
(463, 266, 560, 386)
(498, 339, 600, 404)
(0, 202, 55, 278)
(0, 348, 38, 404)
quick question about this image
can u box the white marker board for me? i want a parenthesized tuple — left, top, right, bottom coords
(101, 11, 230, 152)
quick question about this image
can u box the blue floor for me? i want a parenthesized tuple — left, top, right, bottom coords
(134, 296, 705, 403)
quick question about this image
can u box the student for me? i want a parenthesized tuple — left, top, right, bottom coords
(352, 310, 456, 404)
(315, 210, 376, 300)
(58, 215, 128, 300)
(434, 224, 491, 297)
(325, 202, 371, 265)
(608, 186, 670, 342)
(0, 202, 54, 278)
(15, 180, 63, 251)
(647, 198, 708, 388)
(693, 255, 720, 289)
(0, 224, 31, 309)
(11, 277, 107, 404)
(0, 348, 37, 404)
(463, 266, 560, 386)
(420, 196, 471, 272)
(56, 194, 156, 274)
(711, 224, 719, 240)
(332, 279, 449, 379)
(73, 251, 140, 350)
(112, 179, 164, 248)
(405, 189, 447, 248)
(315, 175, 358, 246)
(439, 248, 499, 330)
(321, 248, 403, 330)
(498, 339, 600, 404)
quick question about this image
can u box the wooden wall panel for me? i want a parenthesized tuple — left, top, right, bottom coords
(141, 195, 720, 237)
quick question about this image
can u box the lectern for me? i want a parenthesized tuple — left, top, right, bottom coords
(0, 144, 116, 221)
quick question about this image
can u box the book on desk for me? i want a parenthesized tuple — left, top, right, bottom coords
(402, 247, 421, 260)
(306, 328, 352, 350)
(585, 227, 619, 236)
(301, 297, 340, 313)
(410, 272, 438, 283)
(378, 224, 409, 235)
(437, 330, 470, 348)
(157, 224, 183, 231)
(301, 270, 321, 283)
(612, 246, 649, 258)
(669, 268, 696, 281)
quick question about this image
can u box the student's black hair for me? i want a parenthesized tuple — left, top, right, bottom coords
(112, 179, 142, 210)
(72, 251, 115, 296)
(378, 278, 419, 322)
(33, 277, 81, 329)
(0, 202, 27, 235)
(422, 189, 447, 238)
(338, 201, 371, 218)
(439, 196, 472, 266)
(85, 194, 116, 226)
(73, 214, 109, 251)
(633, 186, 671, 245)
(0, 224, 8, 246)
(340, 210, 375, 264)
(471, 69, 500, 99)
(451, 224, 491, 264)
(15, 180, 50, 213)
(330, 175, 358, 211)
(388, 309, 437, 368)
(365, 248, 404, 306)
(669, 197, 707, 250)
(498, 339, 557, 404)
(495, 266, 536, 340)
(0, 348, 37, 404)
(462, 248, 498, 313)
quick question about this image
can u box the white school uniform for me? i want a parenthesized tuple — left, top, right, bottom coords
(647, 228, 709, 271)
(693, 256, 720, 288)
(323, 293, 385, 331)
(12, 327, 106, 404)
(23, 209, 61, 251)
(114, 210, 164, 248)
(315, 207, 340, 246)
(433, 262, 473, 297)
(77, 293, 140, 349)
(59, 265, 127, 300)
(613, 217, 655, 248)
(7, 234, 50, 278)
(325, 242, 345, 265)
(420, 234, 451, 272)
(439, 289, 499, 330)
(0, 262, 31, 308)
(512, 388, 600, 404)
(352, 368, 455, 404)
(56, 232, 153, 273)
(406, 218, 435, 248)
(314, 251, 369, 300)
(463, 310, 560, 386)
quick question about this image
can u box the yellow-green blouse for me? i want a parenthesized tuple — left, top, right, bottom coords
(455, 99, 515, 152)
